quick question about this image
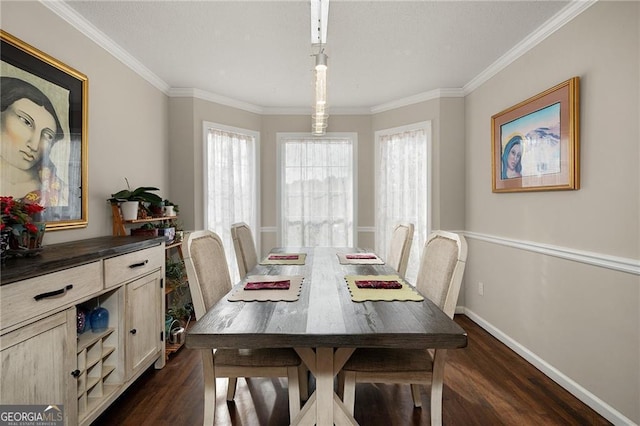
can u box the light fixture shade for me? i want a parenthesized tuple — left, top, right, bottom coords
(312, 51, 328, 135)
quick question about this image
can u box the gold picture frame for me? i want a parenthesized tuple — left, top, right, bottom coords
(1, 30, 88, 230)
(492, 77, 580, 193)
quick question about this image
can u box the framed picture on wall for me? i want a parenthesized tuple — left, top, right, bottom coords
(1, 30, 88, 230)
(491, 77, 580, 193)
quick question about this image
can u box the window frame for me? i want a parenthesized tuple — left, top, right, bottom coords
(374, 121, 432, 281)
(202, 120, 261, 256)
(276, 132, 358, 247)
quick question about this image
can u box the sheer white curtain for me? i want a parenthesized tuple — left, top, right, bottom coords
(280, 135, 354, 247)
(375, 123, 431, 284)
(205, 124, 258, 284)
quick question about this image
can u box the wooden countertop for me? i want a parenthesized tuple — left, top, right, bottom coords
(1, 235, 165, 285)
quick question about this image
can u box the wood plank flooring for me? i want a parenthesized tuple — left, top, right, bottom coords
(93, 315, 610, 425)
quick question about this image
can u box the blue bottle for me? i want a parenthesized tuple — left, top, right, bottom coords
(90, 306, 109, 333)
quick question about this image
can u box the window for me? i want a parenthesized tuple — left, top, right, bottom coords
(204, 122, 259, 284)
(278, 133, 356, 247)
(375, 122, 431, 283)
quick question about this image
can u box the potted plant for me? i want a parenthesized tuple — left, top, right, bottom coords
(156, 221, 175, 243)
(162, 199, 179, 217)
(171, 218, 185, 243)
(107, 178, 163, 220)
(130, 222, 158, 237)
(1, 196, 46, 257)
(165, 258, 186, 288)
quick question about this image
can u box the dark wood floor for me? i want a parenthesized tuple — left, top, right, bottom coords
(93, 315, 610, 425)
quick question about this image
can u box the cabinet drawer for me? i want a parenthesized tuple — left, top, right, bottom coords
(0, 262, 102, 331)
(104, 244, 163, 288)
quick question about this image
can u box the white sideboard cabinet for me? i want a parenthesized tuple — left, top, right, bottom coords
(0, 236, 166, 426)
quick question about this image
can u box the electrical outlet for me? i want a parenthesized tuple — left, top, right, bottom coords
(478, 282, 484, 296)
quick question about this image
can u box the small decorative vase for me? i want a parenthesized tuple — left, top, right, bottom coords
(77, 309, 87, 334)
(8, 223, 46, 251)
(163, 205, 175, 217)
(90, 306, 109, 333)
(0, 230, 10, 262)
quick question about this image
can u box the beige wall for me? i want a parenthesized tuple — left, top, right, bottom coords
(2, 2, 170, 245)
(168, 97, 261, 233)
(4, 1, 638, 423)
(464, 2, 639, 423)
(372, 97, 466, 233)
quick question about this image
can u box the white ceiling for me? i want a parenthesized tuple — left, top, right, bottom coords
(58, 0, 579, 113)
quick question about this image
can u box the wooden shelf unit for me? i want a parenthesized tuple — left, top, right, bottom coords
(110, 203, 191, 361)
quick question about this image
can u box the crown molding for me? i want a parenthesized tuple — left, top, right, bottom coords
(41, 0, 170, 94)
(45, 0, 594, 114)
(261, 106, 372, 116)
(370, 88, 465, 114)
(463, 0, 598, 94)
(169, 88, 264, 114)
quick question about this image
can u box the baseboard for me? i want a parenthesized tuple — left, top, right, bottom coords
(460, 307, 636, 426)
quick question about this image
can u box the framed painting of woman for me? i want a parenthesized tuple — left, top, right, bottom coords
(491, 77, 580, 193)
(1, 30, 88, 230)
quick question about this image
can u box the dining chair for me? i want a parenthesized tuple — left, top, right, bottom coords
(386, 222, 415, 277)
(340, 230, 468, 426)
(182, 230, 302, 424)
(230, 222, 258, 279)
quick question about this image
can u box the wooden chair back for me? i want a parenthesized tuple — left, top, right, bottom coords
(387, 222, 415, 277)
(415, 230, 468, 318)
(231, 222, 258, 279)
(182, 230, 233, 319)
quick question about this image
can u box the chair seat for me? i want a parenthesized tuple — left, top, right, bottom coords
(215, 347, 301, 367)
(342, 348, 434, 373)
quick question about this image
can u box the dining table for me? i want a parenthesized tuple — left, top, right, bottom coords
(186, 246, 468, 426)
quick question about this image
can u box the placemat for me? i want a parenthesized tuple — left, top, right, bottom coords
(259, 253, 307, 265)
(337, 252, 384, 265)
(228, 275, 304, 302)
(345, 275, 424, 302)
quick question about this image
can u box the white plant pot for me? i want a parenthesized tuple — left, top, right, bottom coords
(120, 201, 139, 221)
(163, 205, 175, 217)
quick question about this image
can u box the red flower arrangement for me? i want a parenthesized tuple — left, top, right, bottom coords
(1, 196, 45, 234)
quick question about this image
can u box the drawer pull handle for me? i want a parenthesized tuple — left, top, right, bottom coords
(34, 284, 73, 301)
(130, 329, 137, 335)
(129, 260, 149, 269)
(71, 369, 81, 378)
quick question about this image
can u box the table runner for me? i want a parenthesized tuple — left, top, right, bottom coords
(345, 274, 424, 302)
(228, 275, 304, 302)
(260, 253, 307, 265)
(337, 252, 385, 265)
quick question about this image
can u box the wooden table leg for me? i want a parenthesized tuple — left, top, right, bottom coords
(201, 349, 216, 426)
(316, 347, 334, 425)
(293, 347, 357, 426)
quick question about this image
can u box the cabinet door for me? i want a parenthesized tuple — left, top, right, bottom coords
(125, 271, 163, 378)
(0, 308, 77, 425)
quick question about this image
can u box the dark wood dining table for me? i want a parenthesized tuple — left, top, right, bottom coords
(187, 246, 467, 425)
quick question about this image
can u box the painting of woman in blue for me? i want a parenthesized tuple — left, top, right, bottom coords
(501, 135, 523, 179)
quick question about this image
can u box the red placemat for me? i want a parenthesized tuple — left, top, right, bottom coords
(355, 280, 402, 289)
(244, 280, 291, 290)
(268, 254, 299, 260)
(346, 254, 378, 259)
